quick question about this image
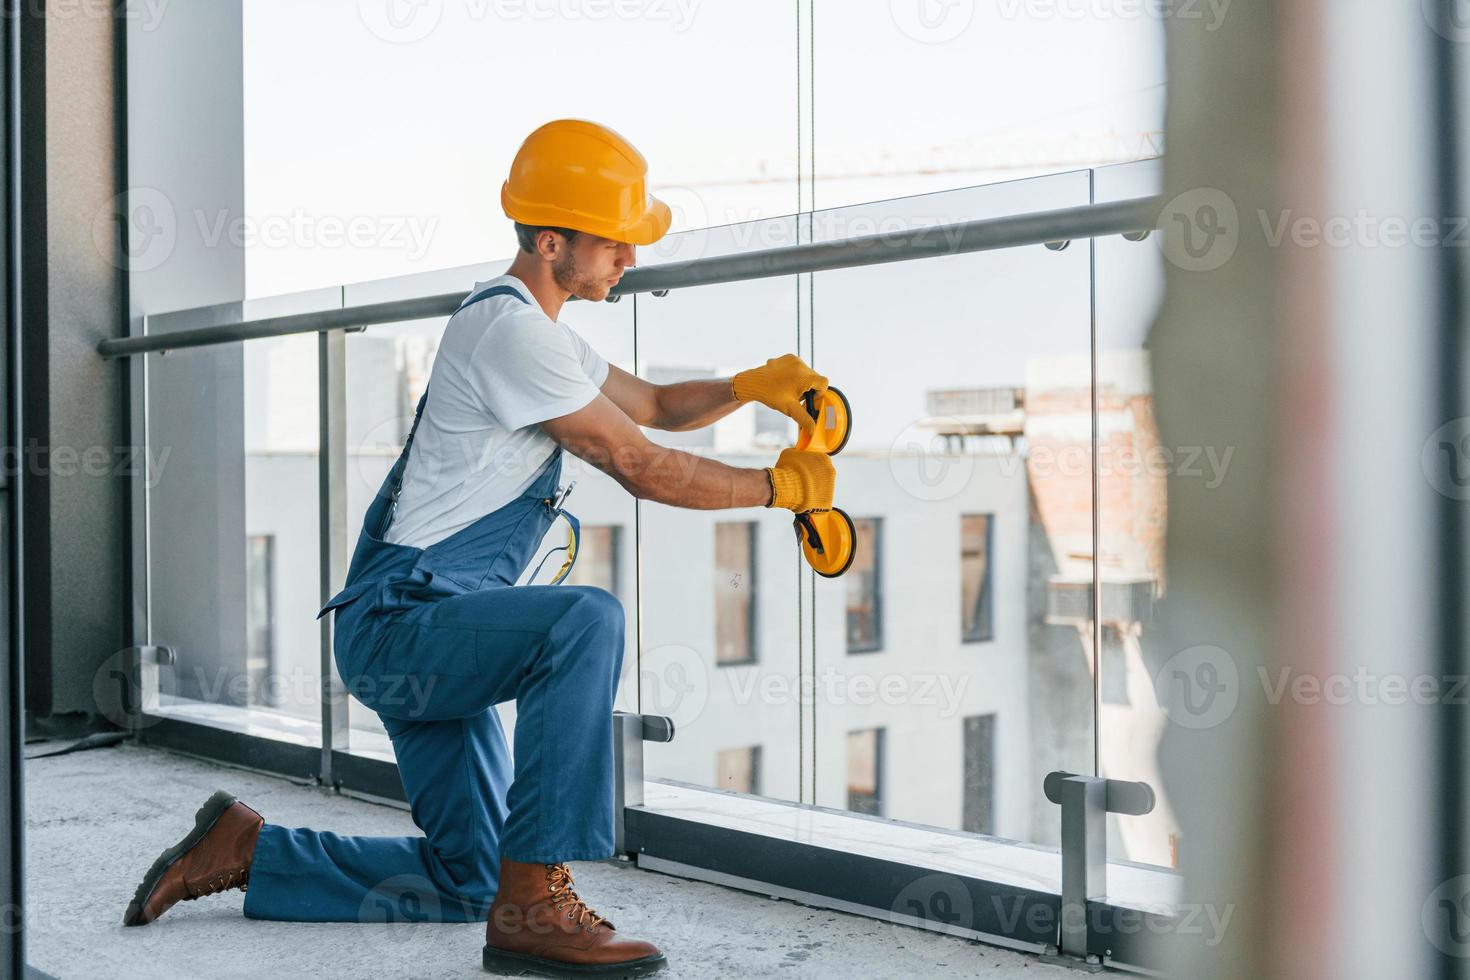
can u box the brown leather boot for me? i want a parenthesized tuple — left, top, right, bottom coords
(123, 789, 264, 926)
(483, 858, 666, 977)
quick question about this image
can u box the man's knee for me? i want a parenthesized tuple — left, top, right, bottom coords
(564, 585, 624, 632)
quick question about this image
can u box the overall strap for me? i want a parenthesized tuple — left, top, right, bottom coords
(456, 282, 531, 314)
(379, 388, 431, 538)
(381, 282, 532, 536)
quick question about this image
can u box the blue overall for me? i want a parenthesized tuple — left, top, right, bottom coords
(241, 284, 627, 924)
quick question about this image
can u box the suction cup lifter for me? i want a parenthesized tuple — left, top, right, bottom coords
(791, 386, 857, 578)
(794, 386, 853, 456)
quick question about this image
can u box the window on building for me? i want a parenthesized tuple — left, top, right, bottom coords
(847, 727, 885, 816)
(961, 514, 994, 643)
(846, 517, 882, 653)
(962, 714, 997, 835)
(568, 525, 623, 600)
(715, 521, 758, 665)
(715, 745, 762, 795)
(245, 535, 276, 708)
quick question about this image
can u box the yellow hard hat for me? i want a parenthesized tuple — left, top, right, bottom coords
(501, 119, 672, 246)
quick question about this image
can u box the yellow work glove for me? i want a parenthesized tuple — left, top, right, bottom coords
(765, 448, 836, 513)
(732, 354, 829, 437)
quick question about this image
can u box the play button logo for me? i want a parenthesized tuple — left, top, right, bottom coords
(359, 0, 444, 44)
(890, 0, 975, 43)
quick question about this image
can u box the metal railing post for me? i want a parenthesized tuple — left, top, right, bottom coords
(612, 710, 675, 856)
(318, 329, 349, 786)
(1043, 770, 1157, 968)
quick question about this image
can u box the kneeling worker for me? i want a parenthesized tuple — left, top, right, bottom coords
(122, 118, 837, 978)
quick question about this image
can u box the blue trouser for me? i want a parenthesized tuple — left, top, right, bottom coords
(241, 282, 619, 923)
(241, 582, 625, 923)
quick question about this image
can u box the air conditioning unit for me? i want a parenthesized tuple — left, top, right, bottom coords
(1045, 575, 1156, 626)
(926, 387, 1024, 417)
(918, 387, 1027, 439)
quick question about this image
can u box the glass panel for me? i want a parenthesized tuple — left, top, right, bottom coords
(1093, 158, 1180, 869)
(243, 3, 797, 297)
(811, 172, 1096, 850)
(636, 215, 803, 803)
(339, 272, 639, 756)
(341, 315, 445, 751)
(813, 2, 1166, 209)
(146, 333, 323, 745)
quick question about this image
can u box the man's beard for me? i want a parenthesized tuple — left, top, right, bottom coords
(551, 248, 609, 302)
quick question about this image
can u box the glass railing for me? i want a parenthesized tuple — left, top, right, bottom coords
(130, 160, 1169, 873)
(635, 214, 806, 802)
(808, 172, 1096, 848)
(146, 329, 324, 744)
(1093, 158, 1177, 870)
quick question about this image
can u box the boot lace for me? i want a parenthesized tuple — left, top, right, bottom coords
(545, 863, 606, 930)
(184, 868, 249, 901)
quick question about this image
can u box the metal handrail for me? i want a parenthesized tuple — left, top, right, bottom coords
(97, 196, 1159, 360)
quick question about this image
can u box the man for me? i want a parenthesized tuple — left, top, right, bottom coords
(121, 119, 837, 977)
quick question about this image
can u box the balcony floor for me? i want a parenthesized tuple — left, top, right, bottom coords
(24, 741, 1077, 979)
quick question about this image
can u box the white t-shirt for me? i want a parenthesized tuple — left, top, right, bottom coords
(383, 274, 609, 549)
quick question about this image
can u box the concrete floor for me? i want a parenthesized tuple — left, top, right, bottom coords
(24, 741, 1077, 979)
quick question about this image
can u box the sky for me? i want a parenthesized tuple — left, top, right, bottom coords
(241, 0, 1166, 296)
(235, 0, 1168, 455)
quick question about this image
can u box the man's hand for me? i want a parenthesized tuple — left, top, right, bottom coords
(764, 448, 836, 513)
(731, 353, 828, 437)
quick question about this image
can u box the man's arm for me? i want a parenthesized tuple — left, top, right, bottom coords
(539, 392, 772, 509)
(600, 363, 742, 432)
